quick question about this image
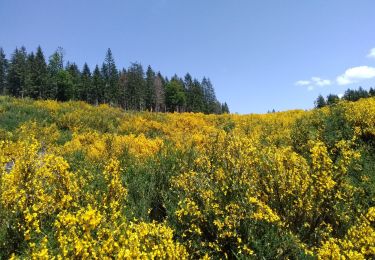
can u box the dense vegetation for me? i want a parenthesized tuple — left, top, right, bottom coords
(315, 86, 375, 108)
(0, 47, 229, 114)
(0, 96, 374, 259)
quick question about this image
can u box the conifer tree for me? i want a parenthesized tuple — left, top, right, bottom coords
(0, 48, 8, 95)
(126, 63, 145, 110)
(190, 79, 204, 112)
(81, 63, 91, 102)
(47, 47, 64, 99)
(118, 68, 128, 108)
(101, 48, 118, 104)
(24, 51, 35, 97)
(357, 86, 369, 99)
(315, 94, 326, 108)
(165, 77, 186, 112)
(66, 63, 81, 100)
(55, 70, 73, 101)
(154, 72, 165, 112)
(92, 65, 104, 105)
(326, 94, 339, 106)
(213, 100, 223, 114)
(145, 65, 156, 111)
(184, 73, 193, 112)
(33, 46, 48, 99)
(7, 47, 27, 97)
(221, 102, 230, 113)
(202, 77, 217, 113)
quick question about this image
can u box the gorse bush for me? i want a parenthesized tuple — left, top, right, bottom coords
(0, 95, 374, 259)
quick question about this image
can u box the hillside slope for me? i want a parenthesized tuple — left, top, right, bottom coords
(0, 96, 374, 259)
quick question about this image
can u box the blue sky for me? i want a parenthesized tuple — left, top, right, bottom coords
(1, 0, 375, 113)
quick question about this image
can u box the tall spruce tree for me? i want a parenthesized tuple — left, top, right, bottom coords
(66, 63, 81, 100)
(118, 69, 128, 108)
(56, 70, 73, 101)
(33, 46, 48, 98)
(47, 48, 64, 99)
(357, 87, 369, 99)
(221, 102, 230, 113)
(190, 79, 205, 112)
(145, 65, 156, 111)
(184, 73, 193, 112)
(81, 63, 91, 102)
(343, 89, 355, 101)
(24, 51, 35, 97)
(125, 63, 145, 110)
(7, 47, 28, 97)
(0, 48, 8, 95)
(165, 77, 186, 112)
(201, 77, 217, 113)
(213, 101, 223, 114)
(326, 94, 339, 106)
(101, 48, 118, 104)
(315, 94, 326, 108)
(154, 72, 165, 112)
(91, 65, 104, 105)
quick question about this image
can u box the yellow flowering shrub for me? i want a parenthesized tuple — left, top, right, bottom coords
(63, 131, 163, 162)
(0, 138, 78, 216)
(55, 207, 188, 259)
(344, 98, 375, 139)
(0, 137, 79, 258)
(0, 97, 374, 258)
(16, 121, 61, 149)
(318, 207, 375, 259)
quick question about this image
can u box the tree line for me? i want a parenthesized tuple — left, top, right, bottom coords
(0, 46, 229, 114)
(314, 86, 375, 108)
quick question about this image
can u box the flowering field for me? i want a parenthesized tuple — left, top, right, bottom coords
(0, 96, 374, 259)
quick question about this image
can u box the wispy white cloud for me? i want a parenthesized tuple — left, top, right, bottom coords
(311, 77, 331, 86)
(336, 66, 375, 85)
(338, 93, 344, 98)
(295, 77, 331, 90)
(295, 80, 311, 86)
(367, 48, 375, 58)
(296, 48, 375, 89)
